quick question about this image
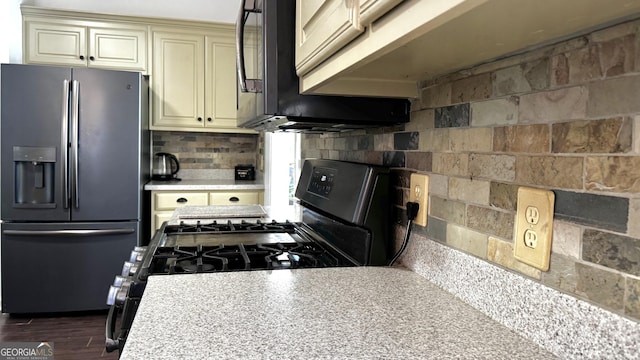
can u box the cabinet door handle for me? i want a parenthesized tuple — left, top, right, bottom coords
(79, 55, 85, 60)
(176, 197, 188, 203)
(197, 117, 203, 122)
(207, 117, 212, 122)
(89, 56, 95, 61)
(229, 197, 240, 202)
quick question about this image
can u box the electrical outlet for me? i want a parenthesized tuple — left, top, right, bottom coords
(409, 173, 429, 226)
(513, 187, 555, 271)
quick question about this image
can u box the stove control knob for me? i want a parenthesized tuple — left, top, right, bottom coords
(129, 262, 140, 276)
(106, 285, 119, 306)
(121, 262, 133, 277)
(112, 275, 126, 287)
(115, 280, 133, 306)
(129, 249, 145, 263)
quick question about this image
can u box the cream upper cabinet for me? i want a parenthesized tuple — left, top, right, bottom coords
(24, 18, 148, 72)
(151, 31, 205, 129)
(87, 26, 147, 71)
(359, 0, 404, 24)
(205, 36, 238, 129)
(295, 0, 363, 76)
(151, 27, 255, 133)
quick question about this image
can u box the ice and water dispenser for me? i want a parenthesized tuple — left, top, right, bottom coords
(13, 146, 56, 208)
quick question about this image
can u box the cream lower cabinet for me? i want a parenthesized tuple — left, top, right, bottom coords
(23, 17, 147, 72)
(151, 28, 254, 133)
(150, 190, 264, 232)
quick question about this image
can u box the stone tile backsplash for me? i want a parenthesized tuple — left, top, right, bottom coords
(152, 131, 259, 173)
(302, 18, 640, 322)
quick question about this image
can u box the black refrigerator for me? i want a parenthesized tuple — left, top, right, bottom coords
(0, 64, 150, 313)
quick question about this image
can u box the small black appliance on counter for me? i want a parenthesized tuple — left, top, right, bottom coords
(234, 164, 256, 180)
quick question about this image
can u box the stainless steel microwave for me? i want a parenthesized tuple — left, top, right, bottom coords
(235, 0, 410, 132)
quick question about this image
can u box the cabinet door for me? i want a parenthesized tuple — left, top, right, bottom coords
(88, 26, 147, 72)
(295, 0, 363, 76)
(152, 32, 205, 128)
(359, 0, 404, 24)
(154, 191, 209, 211)
(205, 38, 238, 129)
(25, 21, 87, 66)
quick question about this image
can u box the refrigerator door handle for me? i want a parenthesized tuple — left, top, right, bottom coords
(62, 79, 70, 209)
(71, 79, 80, 208)
(2, 228, 136, 236)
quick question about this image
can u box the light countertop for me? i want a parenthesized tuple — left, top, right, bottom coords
(145, 179, 265, 191)
(120, 267, 555, 359)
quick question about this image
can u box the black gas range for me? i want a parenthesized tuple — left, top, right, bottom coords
(105, 159, 393, 355)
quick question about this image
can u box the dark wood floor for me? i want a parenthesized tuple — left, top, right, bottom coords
(0, 310, 119, 360)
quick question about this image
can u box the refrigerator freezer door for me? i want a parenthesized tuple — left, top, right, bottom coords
(70, 68, 143, 221)
(1, 221, 138, 313)
(1, 64, 71, 221)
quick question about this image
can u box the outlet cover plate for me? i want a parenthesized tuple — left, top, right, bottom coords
(514, 187, 555, 271)
(409, 173, 429, 226)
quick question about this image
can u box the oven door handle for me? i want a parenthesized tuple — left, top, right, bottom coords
(105, 305, 120, 353)
(235, 0, 263, 93)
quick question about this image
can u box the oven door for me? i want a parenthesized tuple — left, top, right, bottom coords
(236, 0, 265, 127)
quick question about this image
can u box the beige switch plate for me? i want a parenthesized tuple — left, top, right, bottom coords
(409, 173, 429, 227)
(514, 187, 555, 271)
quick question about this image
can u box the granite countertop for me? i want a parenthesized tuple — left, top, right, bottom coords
(120, 267, 556, 359)
(145, 179, 265, 191)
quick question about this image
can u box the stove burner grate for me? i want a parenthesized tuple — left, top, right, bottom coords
(147, 240, 344, 275)
(165, 220, 297, 234)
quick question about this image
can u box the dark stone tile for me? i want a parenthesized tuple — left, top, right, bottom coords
(554, 190, 628, 232)
(383, 151, 406, 167)
(435, 104, 470, 128)
(425, 216, 447, 243)
(357, 136, 373, 150)
(390, 169, 412, 189)
(394, 132, 419, 150)
(406, 152, 432, 171)
(583, 229, 640, 276)
(576, 262, 625, 310)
